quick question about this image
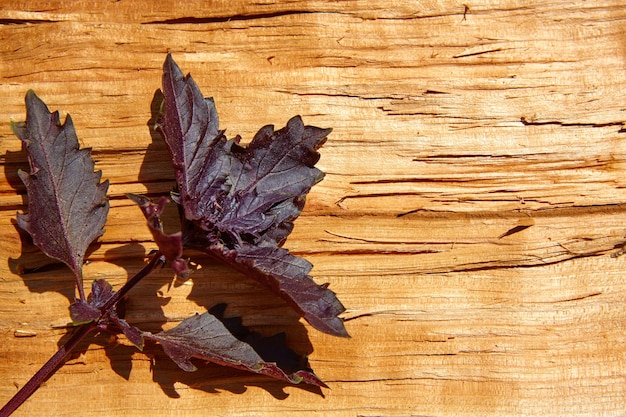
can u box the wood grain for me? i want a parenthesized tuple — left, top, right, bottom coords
(0, 1, 625, 416)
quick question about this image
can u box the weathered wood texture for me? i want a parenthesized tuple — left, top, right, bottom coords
(1, 1, 625, 416)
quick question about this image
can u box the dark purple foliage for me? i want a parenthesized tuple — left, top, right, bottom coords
(126, 193, 189, 278)
(156, 54, 348, 337)
(12, 90, 109, 299)
(70, 279, 144, 350)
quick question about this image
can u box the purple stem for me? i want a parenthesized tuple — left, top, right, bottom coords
(0, 252, 165, 417)
(100, 252, 165, 312)
(76, 273, 86, 301)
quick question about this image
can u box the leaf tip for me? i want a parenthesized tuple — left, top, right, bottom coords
(25, 89, 38, 101)
(24, 89, 49, 114)
(163, 52, 183, 78)
(171, 257, 190, 279)
(306, 313, 350, 338)
(126, 192, 148, 206)
(16, 211, 29, 233)
(9, 120, 26, 137)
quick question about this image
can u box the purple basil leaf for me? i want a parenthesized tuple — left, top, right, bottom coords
(157, 54, 224, 226)
(69, 279, 144, 349)
(144, 310, 327, 387)
(228, 244, 348, 337)
(12, 90, 109, 298)
(69, 278, 112, 324)
(86, 279, 144, 349)
(109, 315, 145, 350)
(126, 193, 188, 278)
(88, 278, 115, 307)
(157, 54, 348, 337)
(69, 299, 101, 325)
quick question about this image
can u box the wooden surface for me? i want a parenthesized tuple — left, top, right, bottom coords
(1, 1, 625, 416)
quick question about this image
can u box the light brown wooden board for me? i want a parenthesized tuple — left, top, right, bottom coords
(0, 1, 625, 416)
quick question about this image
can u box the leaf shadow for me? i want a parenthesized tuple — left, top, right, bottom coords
(99, 242, 172, 379)
(138, 89, 176, 198)
(56, 329, 139, 381)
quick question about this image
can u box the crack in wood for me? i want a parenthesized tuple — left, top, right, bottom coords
(142, 10, 316, 25)
(323, 230, 451, 246)
(396, 203, 626, 219)
(275, 89, 403, 102)
(498, 224, 533, 239)
(520, 117, 625, 129)
(453, 48, 504, 58)
(0, 19, 59, 25)
(534, 292, 602, 303)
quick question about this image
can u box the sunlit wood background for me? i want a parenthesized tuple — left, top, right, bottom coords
(0, 1, 625, 416)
